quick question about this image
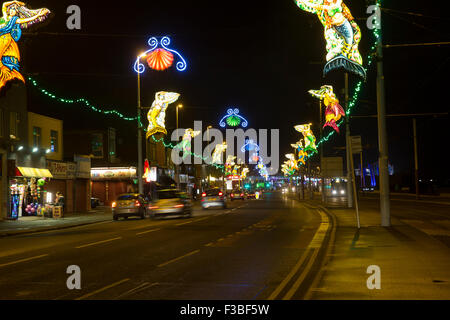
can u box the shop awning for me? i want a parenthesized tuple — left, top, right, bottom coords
(17, 167, 53, 178)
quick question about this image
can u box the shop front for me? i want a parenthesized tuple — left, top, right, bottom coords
(9, 167, 53, 219)
(91, 167, 138, 206)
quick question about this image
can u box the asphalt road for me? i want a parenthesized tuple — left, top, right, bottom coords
(0, 192, 328, 300)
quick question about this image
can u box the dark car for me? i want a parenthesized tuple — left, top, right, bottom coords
(112, 194, 148, 220)
(230, 189, 245, 201)
(148, 189, 192, 219)
(201, 188, 226, 209)
(91, 197, 101, 209)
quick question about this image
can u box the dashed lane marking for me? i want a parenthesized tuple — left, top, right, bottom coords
(75, 237, 122, 249)
(0, 254, 49, 268)
(157, 250, 200, 268)
(136, 228, 161, 236)
(75, 278, 130, 300)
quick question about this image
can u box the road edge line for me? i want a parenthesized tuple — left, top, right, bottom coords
(303, 205, 338, 300)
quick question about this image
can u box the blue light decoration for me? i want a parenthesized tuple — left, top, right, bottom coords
(134, 36, 187, 74)
(240, 139, 260, 153)
(219, 108, 248, 128)
(238, 139, 268, 180)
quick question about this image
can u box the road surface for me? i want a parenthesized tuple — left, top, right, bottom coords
(0, 193, 330, 300)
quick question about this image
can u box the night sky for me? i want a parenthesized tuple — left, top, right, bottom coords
(19, 0, 449, 184)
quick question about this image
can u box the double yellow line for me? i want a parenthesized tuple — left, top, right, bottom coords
(268, 206, 333, 300)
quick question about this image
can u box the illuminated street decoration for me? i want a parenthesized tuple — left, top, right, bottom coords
(134, 36, 187, 73)
(225, 155, 236, 176)
(240, 139, 260, 153)
(294, 0, 366, 79)
(295, 124, 317, 154)
(211, 142, 227, 164)
(241, 167, 249, 179)
(284, 154, 299, 176)
(146, 48, 174, 71)
(146, 91, 180, 138)
(178, 128, 201, 156)
(309, 85, 345, 133)
(0, 2, 50, 90)
(219, 108, 248, 128)
(291, 140, 308, 166)
(143, 159, 151, 183)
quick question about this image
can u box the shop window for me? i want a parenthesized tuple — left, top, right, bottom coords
(33, 126, 42, 147)
(9, 111, 19, 139)
(50, 130, 58, 152)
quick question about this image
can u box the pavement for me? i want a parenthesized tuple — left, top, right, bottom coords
(305, 195, 450, 299)
(0, 208, 112, 237)
(0, 193, 331, 300)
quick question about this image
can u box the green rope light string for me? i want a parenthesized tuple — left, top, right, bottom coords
(27, 76, 138, 121)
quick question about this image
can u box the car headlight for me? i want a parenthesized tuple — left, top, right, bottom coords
(341, 190, 345, 195)
(332, 190, 337, 195)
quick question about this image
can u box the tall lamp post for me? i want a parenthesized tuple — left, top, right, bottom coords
(176, 104, 183, 188)
(133, 36, 187, 194)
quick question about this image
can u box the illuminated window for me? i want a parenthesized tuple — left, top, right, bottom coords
(33, 127, 41, 147)
(50, 130, 58, 152)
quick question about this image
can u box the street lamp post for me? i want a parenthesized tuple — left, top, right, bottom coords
(137, 66, 144, 195)
(176, 104, 183, 189)
(207, 125, 212, 186)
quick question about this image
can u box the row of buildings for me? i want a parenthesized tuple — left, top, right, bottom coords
(0, 82, 204, 220)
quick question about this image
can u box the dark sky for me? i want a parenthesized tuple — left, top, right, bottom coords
(21, 0, 449, 182)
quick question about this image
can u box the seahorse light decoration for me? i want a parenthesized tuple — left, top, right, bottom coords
(309, 85, 345, 133)
(285, 153, 299, 173)
(211, 142, 227, 164)
(241, 167, 249, 179)
(178, 128, 201, 155)
(0, 2, 50, 90)
(294, 0, 366, 79)
(295, 124, 317, 154)
(146, 91, 180, 138)
(291, 140, 308, 166)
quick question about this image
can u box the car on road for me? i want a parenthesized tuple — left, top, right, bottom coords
(112, 194, 148, 220)
(245, 191, 256, 199)
(148, 189, 192, 219)
(201, 188, 226, 209)
(230, 189, 245, 201)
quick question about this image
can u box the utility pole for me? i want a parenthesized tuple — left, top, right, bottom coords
(413, 118, 419, 200)
(376, 7, 391, 227)
(137, 72, 144, 195)
(345, 73, 353, 208)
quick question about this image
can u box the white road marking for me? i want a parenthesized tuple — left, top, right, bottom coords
(75, 278, 130, 300)
(157, 249, 200, 268)
(136, 228, 161, 236)
(0, 254, 49, 268)
(75, 237, 122, 249)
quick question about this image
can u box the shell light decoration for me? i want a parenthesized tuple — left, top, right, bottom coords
(146, 48, 174, 71)
(219, 108, 248, 128)
(134, 36, 187, 74)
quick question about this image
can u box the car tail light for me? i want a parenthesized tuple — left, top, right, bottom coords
(112, 202, 117, 208)
(174, 204, 184, 208)
(231, 194, 234, 197)
(149, 206, 159, 210)
(241, 194, 244, 197)
(218, 192, 223, 196)
(135, 201, 141, 207)
(202, 192, 206, 197)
